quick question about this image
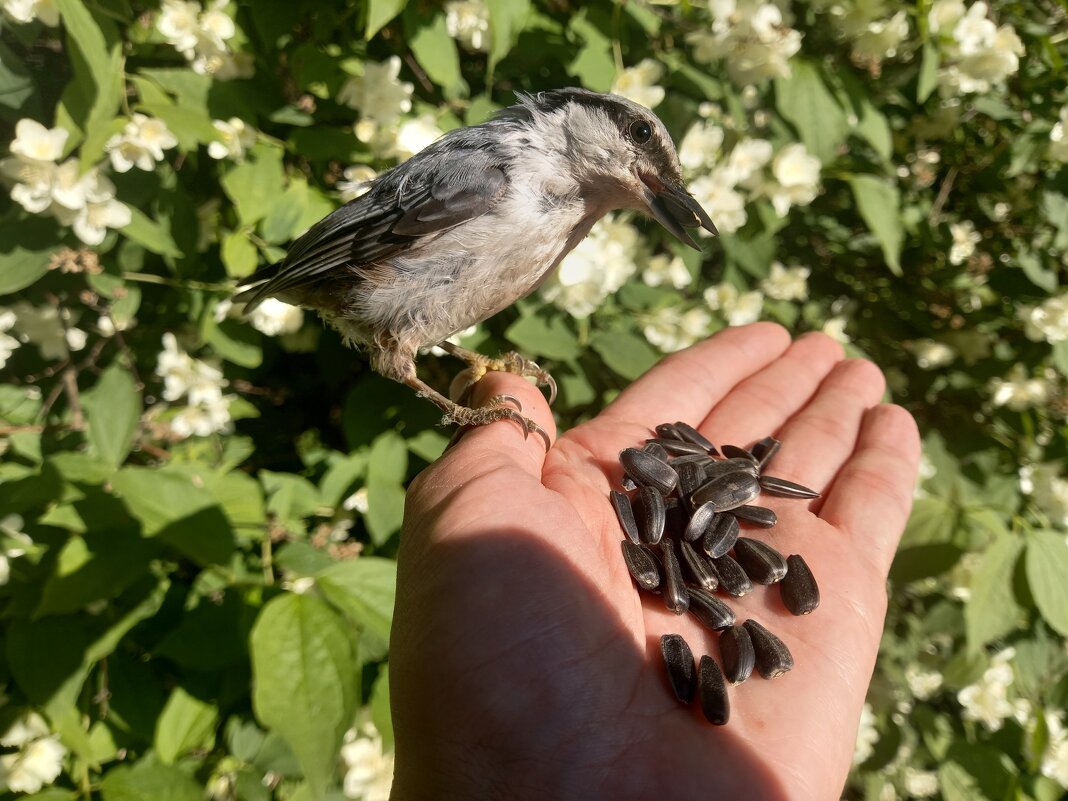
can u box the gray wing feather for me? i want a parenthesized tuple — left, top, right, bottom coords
(235, 145, 509, 310)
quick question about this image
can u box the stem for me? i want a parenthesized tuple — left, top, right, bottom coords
(122, 272, 233, 293)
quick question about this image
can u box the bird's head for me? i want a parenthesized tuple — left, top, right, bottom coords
(517, 88, 718, 247)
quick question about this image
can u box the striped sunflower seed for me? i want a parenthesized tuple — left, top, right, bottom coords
(712, 554, 753, 596)
(675, 461, 709, 504)
(634, 486, 666, 545)
(610, 490, 640, 545)
(683, 501, 718, 543)
(673, 421, 719, 455)
(743, 619, 794, 679)
(780, 554, 820, 615)
(655, 422, 685, 441)
(759, 475, 820, 499)
(732, 504, 778, 528)
(643, 441, 671, 461)
(660, 538, 690, 615)
(702, 457, 759, 480)
(719, 625, 756, 684)
(620, 448, 678, 496)
(750, 436, 781, 470)
(688, 586, 736, 630)
(733, 537, 788, 584)
(649, 437, 710, 457)
(691, 471, 760, 511)
(660, 634, 697, 704)
(702, 513, 739, 559)
(679, 539, 720, 591)
(621, 541, 661, 591)
(720, 444, 758, 463)
(698, 656, 730, 725)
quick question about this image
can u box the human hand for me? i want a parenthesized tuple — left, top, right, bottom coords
(389, 323, 921, 801)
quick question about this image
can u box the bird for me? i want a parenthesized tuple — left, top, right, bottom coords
(234, 88, 717, 443)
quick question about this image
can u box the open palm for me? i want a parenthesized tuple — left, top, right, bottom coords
(389, 323, 921, 801)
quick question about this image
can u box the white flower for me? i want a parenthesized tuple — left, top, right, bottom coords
(338, 57, 413, 130)
(207, 117, 256, 161)
(765, 143, 821, 216)
(689, 170, 747, 234)
(157, 0, 249, 81)
(949, 220, 981, 265)
(1019, 464, 1068, 528)
(156, 333, 227, 405)
(8, 119, 67, 162)
(611, 59, 666, 109)
(337, 165, 377, 202)
(157, 0, 202, 52)
(105, 114, 178, 172)
(938, 2, 1023, 94)
(723, 138, 774, 186)
(989, 364, 1050, 411)
(1, 0, 59, 24)
(0, 309, 20, 370)
(1042, 710, 1068, 788)
(642, 254, 691, 289)
(822, 316, 851, 343)
(678, 120, 725, 172)
(1, 154, 56, 213)
(760, 262, 809, 301)
(904, 664, 944, 700)
(688, 0, 802, 85)
(542, 216, 641, 318)
(342, 487, 369, 514)
(957, 647, 1019, 731)
(910, 339, 955, 369)
(704, 284, 763, 325)
(929, 0, 966, 34)
(170, 392, 233, 438)
(643, 307, 711, 352)
(904, 768, 940, 798)
(445, 0, 490, 52)
(340, 723, 394, 801)
(11, 302, 86, 360)
(1051, 106, 1068, 162)
(249, 298, 304, 336)
(0, 712, 66, 795)
(852, 11, 909, 64)
(393, 114, 443, 160)
(1022, 293, 1068, 344)
(853, 703, 878, 765)
(53, 187, 132, 246)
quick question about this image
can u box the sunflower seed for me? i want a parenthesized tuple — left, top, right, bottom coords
(621, 541, 661, 591)
(712, 554, 753, 596)
(702, 458, 760, 480)
(660, 538, 689, 614)
(720, 444, 758, 463)
(719, 625, 756, 684)
(698, 656, 730, 725)
(655, 422, 685, 441)
(620, 448, 678, 496)
(733, 537, 788, 584)
(702, 513, 740, 559)
(759, 475, 820, 499)
(610, 490, 640, 545)
(664, 503, 688, 540)
(691, 471, 760, 511)
(668, 453, 716, 469)
(660, 634, 697, 704)
(743, 619, 794, 679)
(750, 436, 781, 470)
(683, 501, 718, 542)
(732, 504, 778, 527)
(679, 539, 720, 591)
(675, 461, 708, 504)
(688, 586, 736, 630)
(780, 554, 820, 615)
(648, 437, 710, 457)
(634, 486, 666, 545)
(643, 441, 671, 461)
(673, 421, 719, 455)
(622, 475, 637, 491)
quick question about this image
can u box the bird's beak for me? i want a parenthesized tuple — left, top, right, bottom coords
(639, 173, 719, 250)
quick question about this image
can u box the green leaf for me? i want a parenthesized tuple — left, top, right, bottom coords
(774, 61, 849, 164)
(856, 100, 892, 161)
(486, 0, 531, 71)
(56, 0, 111, 89)
(82, 364, 141, 470)
(121, 207, 182, 258)
(505, 313, 580, 361)
(258, 179, 334, 245)
(371, 671, 393, 752)
(938, 762, 984, 801)
(848, 175, 903, 276)
(1026, 530, 1068, 637)
(1052, 341, 1068, 380)
(250, 594, 359, 799)
(79, 45, 125, 170)
(368, 431, 408, 485)
(222, 231, 260, 277)
(204, 318, 263, 368)
(590, 330, 660, 380)
(366, 0, 405, 39)
(901, 497, 957, 545)
(406, 10, 466, 97)
(100, 755, 204, 801)
(316, 557, 397, 644)
(0, 216, 58, 296)
(155, 687, 219, 764)
(568, 11, 615, 92)
(917, 42, 940, 103)
(262, 470, 321, 521)
(221, 145, 287, 227)
(965, 534, 1025, 650)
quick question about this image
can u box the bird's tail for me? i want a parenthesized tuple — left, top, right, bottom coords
(232, 263, 283, 311)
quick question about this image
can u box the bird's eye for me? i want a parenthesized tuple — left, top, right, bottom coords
(629, 120, 652, 144)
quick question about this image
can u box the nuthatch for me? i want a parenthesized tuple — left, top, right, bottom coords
(236, 88, 717, 442)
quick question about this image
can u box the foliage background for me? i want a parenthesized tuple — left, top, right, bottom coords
(0, 0, 1067, 799)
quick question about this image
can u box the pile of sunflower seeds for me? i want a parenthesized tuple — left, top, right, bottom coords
(613, 421, 821, 726)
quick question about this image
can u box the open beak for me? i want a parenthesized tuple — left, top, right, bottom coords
(639, 173, 719, 250)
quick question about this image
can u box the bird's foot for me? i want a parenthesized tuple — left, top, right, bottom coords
(442, 394, 552, 451)
(437, 342, 557, 405)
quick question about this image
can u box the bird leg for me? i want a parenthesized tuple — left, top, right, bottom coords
(435, 341, 558, 406)
(372, 343, 551, 450)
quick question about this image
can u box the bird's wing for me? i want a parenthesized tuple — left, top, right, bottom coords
(235, 147, 508, 310)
